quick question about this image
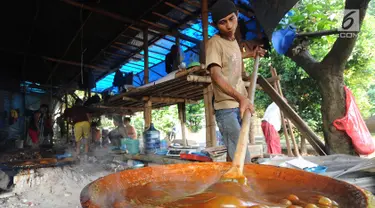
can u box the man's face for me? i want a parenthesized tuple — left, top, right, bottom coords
(217, 12, 238, 38)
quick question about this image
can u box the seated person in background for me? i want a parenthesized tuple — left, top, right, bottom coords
(165, 45, 179, 74)
(107, 115, 127, 147)
(124, 117, 137, 139)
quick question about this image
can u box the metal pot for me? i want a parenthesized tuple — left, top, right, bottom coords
(80, 162, 375, 208)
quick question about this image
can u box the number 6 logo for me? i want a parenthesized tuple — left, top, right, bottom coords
(339, 9, 359, 32)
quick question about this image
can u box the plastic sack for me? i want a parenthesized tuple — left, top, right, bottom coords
(272, 26, 296, 55)
(333, 86, 375, 155)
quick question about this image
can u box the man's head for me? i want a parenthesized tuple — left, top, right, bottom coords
(123, 117, 131, 125)
(40, 104, 49, 113)
(211, 0, 238, 38)
(113, 115, 123, 126)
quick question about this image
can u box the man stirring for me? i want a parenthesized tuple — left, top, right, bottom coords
(207, 0, 266, 162)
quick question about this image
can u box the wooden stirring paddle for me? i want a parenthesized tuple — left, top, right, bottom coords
(220, 53, 260, 185)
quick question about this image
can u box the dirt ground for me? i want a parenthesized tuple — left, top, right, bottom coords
(0, 157, 117, 208)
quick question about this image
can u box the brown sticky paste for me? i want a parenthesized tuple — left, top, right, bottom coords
(80, 163, 373, 208)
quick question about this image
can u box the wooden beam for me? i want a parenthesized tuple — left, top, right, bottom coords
(61, 0, 200, 44)
(114, 41, 138, 49)
(184, 0, 200, 8)
(141, 19, 168, 29)
(187, 75, 280, 87)
(123, 96, 197, 104)
(152, 12, 179, 24)
(257, 76, 327, 155)
(42, 56, 108, 71)
(144, 29, 149, 84)
(91, 105, 142, 111)
(110, 45, 134, 53)
(164, 2, 193, 16)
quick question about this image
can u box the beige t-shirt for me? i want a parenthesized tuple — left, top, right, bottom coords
(206, 35, 247, 110)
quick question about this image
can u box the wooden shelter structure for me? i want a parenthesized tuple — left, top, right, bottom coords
(1, 0, 328, 154)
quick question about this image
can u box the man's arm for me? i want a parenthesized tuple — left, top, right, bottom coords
(210, 65, 254, 117)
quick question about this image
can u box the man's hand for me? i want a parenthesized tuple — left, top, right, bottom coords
(239, 96, 255, 118)
(241, 42, 267, 59)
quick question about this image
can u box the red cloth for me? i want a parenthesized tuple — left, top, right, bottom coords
(261, 121, 282, 154)
(28, 129, 39, 144)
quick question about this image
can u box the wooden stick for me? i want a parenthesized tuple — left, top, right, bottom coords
(300, 134, 307, 155)
(270, 68, 293, 156)
(232, 54, 260, 175)
(271, 67, 300, 156)
(257, 76, 327, 155)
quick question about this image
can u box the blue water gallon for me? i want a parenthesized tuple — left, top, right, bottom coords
(143, 123, 160, 154)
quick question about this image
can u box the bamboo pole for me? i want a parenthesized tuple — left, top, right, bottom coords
(270, 68, 293, 156)
(271, 67, 301, 157)
(257, 76, 327, 155)
(178, 103, 188, 146)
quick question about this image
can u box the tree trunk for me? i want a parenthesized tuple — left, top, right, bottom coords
(317, 66, 356, 155)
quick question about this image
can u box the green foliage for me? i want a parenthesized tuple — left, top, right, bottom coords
(186, 100, 205, 132)
(151, 106, 178, 136)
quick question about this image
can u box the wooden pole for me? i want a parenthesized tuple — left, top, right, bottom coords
(143, 29, 149, 84)
(270, 68, 293, 156)
(178, 103, 188, 146)
(257, 76, 327, 155)
(65, 93, 69, 144)
(201, 0, 216, 147)
(144, 100, 152, 130)
(271, 67, 300, 157)
(187, 75, 280, 87)
(207, 85, 217, 147)
(300, 134, 307, 155)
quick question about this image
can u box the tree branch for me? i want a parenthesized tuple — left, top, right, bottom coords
(322, 0, 370, 70)
(286, 45, 320, 80)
